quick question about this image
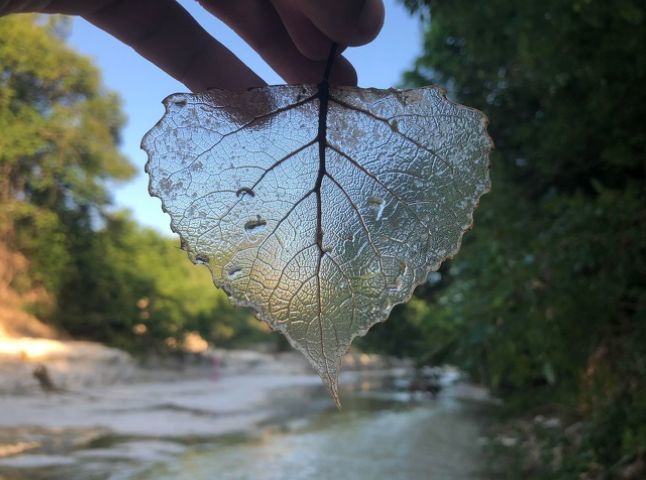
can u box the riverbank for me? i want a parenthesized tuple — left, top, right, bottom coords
(0, 339, 496, 479)
(0, 338, 408, 441)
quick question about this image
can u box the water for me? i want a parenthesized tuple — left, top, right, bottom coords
(0, 373, 490, 480)
(137, 382, 488, 480)
(142, 403, 485, 480)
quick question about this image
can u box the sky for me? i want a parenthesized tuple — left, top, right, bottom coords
(68, 0, 422, 235)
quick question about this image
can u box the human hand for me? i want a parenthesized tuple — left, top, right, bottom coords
(0, 0, 384, 91)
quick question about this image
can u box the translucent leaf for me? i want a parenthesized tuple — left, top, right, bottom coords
(142, 83, 492, 406)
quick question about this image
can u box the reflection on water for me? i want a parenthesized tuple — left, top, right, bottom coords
(0, 373, 490, 480)
(138, 381, 487, 480)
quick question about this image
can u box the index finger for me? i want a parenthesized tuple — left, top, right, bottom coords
(84, 0, 265, 92)
(1, 0, 266, 91)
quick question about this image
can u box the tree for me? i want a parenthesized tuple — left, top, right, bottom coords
(364, 0, 646, 475)
(56, 212, 268, 351)
(0, 15, 267, 351)
(0, 14, 134, 332)
(0, 14, 133, 298)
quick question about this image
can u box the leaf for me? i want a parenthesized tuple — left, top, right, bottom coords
(142, 76, 491, 406)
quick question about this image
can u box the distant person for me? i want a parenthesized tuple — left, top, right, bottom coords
(0, 0, 385, 91)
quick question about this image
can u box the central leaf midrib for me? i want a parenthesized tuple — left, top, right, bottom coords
(314, 79, 329, 256)
(311, 44, 336, 403)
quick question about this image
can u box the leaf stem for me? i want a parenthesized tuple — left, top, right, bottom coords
(315, 44, 335, 253)
(322, 43, 338, 84)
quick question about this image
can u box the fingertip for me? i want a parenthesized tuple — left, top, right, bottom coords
(272, 0, 331, 61)
(298, 39, 348, 63)
(280, 53, 355, 86)
(298, 0, 385, 48)
(356, 0, 384, 45)
(329, 55, 357, 86)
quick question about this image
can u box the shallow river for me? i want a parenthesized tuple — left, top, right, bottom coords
(142, 392, 487, 480)
(0, 373, 491, 480)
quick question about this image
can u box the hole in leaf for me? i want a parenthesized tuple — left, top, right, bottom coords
(227, 266, 243, 280)
(244, 216, 267, 232)
(236, 187, 255, 198)
(367, 196, 385, 221)
(194, 255, 209, 265)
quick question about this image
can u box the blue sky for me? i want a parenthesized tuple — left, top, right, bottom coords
(68, 0, 422, 235)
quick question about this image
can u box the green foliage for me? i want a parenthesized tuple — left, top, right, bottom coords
(0, 13, 133, 297)
(0, 15, 269, 352)
(55, 213, 268, 351)
(362, 0, 646, 475)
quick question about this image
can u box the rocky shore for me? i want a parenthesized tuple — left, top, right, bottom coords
(0, 339, 411, 476)
(0, 339, 495, 480)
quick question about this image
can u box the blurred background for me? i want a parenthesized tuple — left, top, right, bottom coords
(0, 1, 644, 479)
